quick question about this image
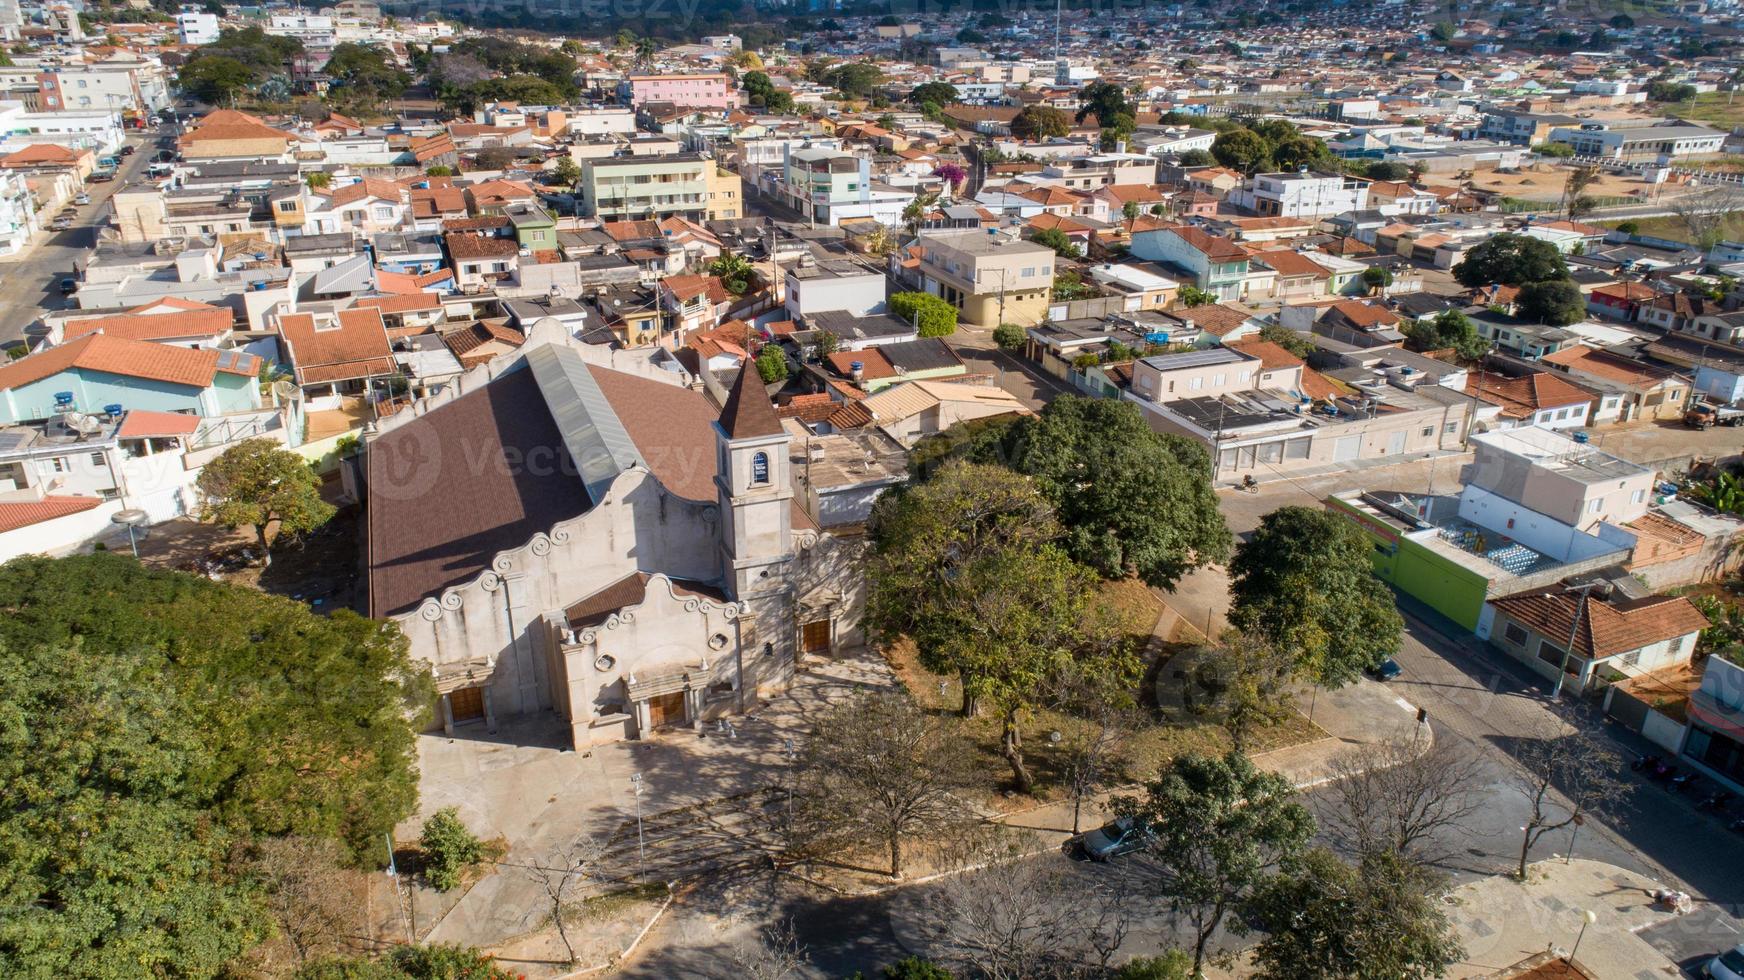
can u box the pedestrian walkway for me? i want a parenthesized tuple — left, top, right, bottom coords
(1446, 858, 1687, 979)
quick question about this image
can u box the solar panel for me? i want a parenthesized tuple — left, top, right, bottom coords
(1140, 346, 1247, 371)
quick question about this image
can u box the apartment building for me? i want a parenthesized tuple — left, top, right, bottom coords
(580, 154, 716, 222)
(176, 5, 218, 44)
(618, 73, 740, 110)
(914, 230, 1056, 327)
(1232, 170, 1370, 219)
(776, 146, 907, 226)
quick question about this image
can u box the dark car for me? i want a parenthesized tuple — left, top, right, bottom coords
(87, 171, 115, 183)
(59, 277, 77, 294)
(119, 144, 136, 156)
(1069, 816, 1154, 862)
(1366, 659, 1403, 681)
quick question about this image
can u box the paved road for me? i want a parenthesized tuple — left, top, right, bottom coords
(0, 127, 161, 347)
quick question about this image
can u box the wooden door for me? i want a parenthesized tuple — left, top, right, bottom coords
(648, 691, 685, 729)
(449, 686, 484, 723)
(801, 620, 831, 654)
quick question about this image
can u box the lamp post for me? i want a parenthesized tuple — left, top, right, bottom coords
(1568, 908, 1598, 963)
(782, 737, 797, 835)
(629, 772, 645, 877)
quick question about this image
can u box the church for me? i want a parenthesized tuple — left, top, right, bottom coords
(360, 321, 867, 749)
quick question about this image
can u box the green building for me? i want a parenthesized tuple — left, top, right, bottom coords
(504, 203, 557, 252)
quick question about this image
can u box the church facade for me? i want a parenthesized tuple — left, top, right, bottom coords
(361, 322, 867, 749)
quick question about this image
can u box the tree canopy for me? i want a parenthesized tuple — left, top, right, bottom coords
(1452, 232, 1569, 287)
(197, 437, 335, 563)
(910, 397, 1231, 590)
(1010, 104, 1071, 141)
(0, 554, 432, 974)
(1404, 308, 1490, 361)
(1229, 506, 1403, 687)
(1517, 277, 1587, 326)
(322, 43, 410, 114)
(910, 81, 960, 106)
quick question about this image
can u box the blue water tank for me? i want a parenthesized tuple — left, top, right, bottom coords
(53, 391, 73, 407)
(104, 403, 123, 416)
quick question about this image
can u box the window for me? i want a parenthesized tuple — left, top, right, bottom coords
(1589, 499, 1604, 513)
(1422, 426, 1434, 437)
(1504, 623, 1528, 646)
(49, 457, 65, 473)
(1444, 421, 1458, 434)
(89, 452, 104, 467)
(278, 200, 298, 213)
(751, 452, 769, 485)
(1631, 489, 1645, 504)
(1536, 639, 1564, 667)
(1190, 377, 1203, 390)
(1021, 267, 1035, 278)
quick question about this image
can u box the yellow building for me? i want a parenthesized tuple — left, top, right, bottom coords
(915, 230, 1056, 327)
(706, 165, 742, 220)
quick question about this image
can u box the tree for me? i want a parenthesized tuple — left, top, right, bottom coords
(866, 463, 1131, 792)
(993, 322, 1027, 353)
(932, 162, 967, 192)
(1114, 952, 1195, 979)
(790, 691, 976, 877)
(708, 250, 756, 294)
(473, 145, 518, 171)
(1178, 147, 1214, 167)
(1533, 142, 1575, 158)
(813, 329, 841, 358)
(425, 165, 454, 177)
(1669, 184, 1744, 249)
(1405, 308, 1490, 362)
(1077, 80, 1135, 127)
(1563, 164, 1601, 219)
(756, 344, 789, 383)
(1182, 632, 1298, 754)
(729, 918, 810, 980)
(419, 807, 484, 892)
(306, 170, 332, 189)
(323, 42, 409, 112)
(1030, 226, 1082, 258)
(889, 291, 958, 337)
(1120, 752, 1314, 975)
(523, 836, 608, 964)
(1518, 278, 1587, 326)
(1177, 284, 1216, 307)
(903, 189, 940, 234)
(823, 62, 883, 99)
(1361, 265, 1393, 294)
(990, 397, 1232, 589)
(1512, 715, 1628, 878)
(910, 846, 1134, 978)
(1229, 506, 1403, 688)
(251, 837, 356, 965)
(197, 437, 335, 565)
(1319, 736, 1486, 866)
(299, 944, 518, 979)
(1271, 135, 1335, 172)
(885, 957, 957, 979)
(180, 54, 255, 104)
(862, 224, 895, 257)
(1364, 160, 1411, 181)
(910, 81, 959, 106)
(1648, 80, 1697, 103)
(1211, 128, 1272, 173)
(0, 554, 432, 974)
(1010, 104, 1071, 141)
(550, 154, 581, 187)
(1452, 232, 1569, 287)
(1259, 323, 1315, 358)
(1430, 20, 1457, 41)
(1246, 849, 1464, 980)
(730, 50, 764, 70)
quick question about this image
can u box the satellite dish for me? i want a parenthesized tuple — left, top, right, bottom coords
(111, 508, 149, 527)
(272, 380, 300, 401)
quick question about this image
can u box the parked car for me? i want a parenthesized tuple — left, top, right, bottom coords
(88, 171, 115, 183)
(59, 277, 77, 294)
(1366, 658, 1403, 681)
(119, 144, 135, 156)
(1069, 816, 1154, 862)
(1707, 943, 1744, 980)
(73, 193, 89, 205)
(50, 217, 73, 231)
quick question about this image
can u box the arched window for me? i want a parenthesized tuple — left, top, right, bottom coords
(751, 452, 770, 485)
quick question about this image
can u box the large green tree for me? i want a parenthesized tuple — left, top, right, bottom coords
(1247, 849, 1464, 980)
(1452, 232, 1569, 287)
(0, 554, 432, 973)
(322, 43, 410, 113)
(911, 398, 1231, 590)
(1121, 752, 1314, 975)
(1517, 278, 1587, 325)
(1229, 506, 1403, 687)
(866, 462, 1137, 792)
(909, 81, 959, 106)
(1405, 308, 1490, 361)
(1010, 104, 1071, 141)
(1211, 128, 1272, 173)
(197, 437, 335, 565)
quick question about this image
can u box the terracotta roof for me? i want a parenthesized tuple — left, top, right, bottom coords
(1177, 304, 1255, 337)
(0, 334, 255, 391)
(602, 219, 662, 242)
(1018, 185, 1084, 207)
(276, 309, 395, 385)
(354, 293, 442, 315)
(1026, 211, 1095, 234)
(1227, 339, 1306, 373)
(322, 178, 406, 208)
(1490, 588, 1710, 661)
(116, 409, 201, 439)
(1154, 224, 1247, 262)
(0, 143, 81, 167)
(180, 108, 294, 146)
(775, 392, 839, 424)
(1538, 346, 1679, 388)
(826, 400, 874, 429)
(826, 348, 895, 381)
(1329, 300, 1401, 329)
(662, 274, 730, 305)
(62, 306, 233, 342)
(0, 495, 101, 534)
(1252, 250, 1331, 279)
(1465, 372, 1595, 418)
(718, 361, 783, 439)
(376, 268, 454, 294)
(445, 232, 519, 260)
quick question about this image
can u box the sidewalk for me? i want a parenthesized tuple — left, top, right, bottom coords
(1445, 858, 1686, 979)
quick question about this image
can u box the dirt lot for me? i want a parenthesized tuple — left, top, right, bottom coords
(1466, 162, 1662, 203)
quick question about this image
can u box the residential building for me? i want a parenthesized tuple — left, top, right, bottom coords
(580, 154, 717, 223)
(0, 334, 261, 424)
(177, 110, 297, 162)
(1232, 171, 1369, 219)
(1488, 585, 1706, 695)
(1538, 345, 1691, 424)
(774, 147, 907, 227)
(175, 5, 218, 44)
(445, 231, 521, 293)
(860, 380, 1030, 447)
(618, 73, 740, 110)
(914, 230, 1056, 327)
(1466, 371, 1596, 430)
(785, 249, 887, 321)
(1128, 224, 1250, 302)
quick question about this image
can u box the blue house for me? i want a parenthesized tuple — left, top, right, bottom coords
(0, 334, 262, 424)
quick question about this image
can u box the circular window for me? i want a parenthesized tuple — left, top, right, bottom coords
(708, 633, 729, 650)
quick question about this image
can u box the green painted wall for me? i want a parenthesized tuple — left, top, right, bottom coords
(1327, 497, 1491, 633)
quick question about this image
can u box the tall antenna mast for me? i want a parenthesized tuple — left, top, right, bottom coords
(1054, 0, 1063, 63)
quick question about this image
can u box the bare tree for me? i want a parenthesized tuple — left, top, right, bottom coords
(1562, 164, 1601, 219)
(909, 847, 1134, 979)
(1670, 183, 1744, 249)
(1050, 657, 1142, 835)
(248, 836, 356, 965)
(728, 918, 810, 980)
(790, 689, 978, 878)
(522, 835, 609, 964)
(1511, 716, 1628, 879)
(1318, 735, 1486, 867)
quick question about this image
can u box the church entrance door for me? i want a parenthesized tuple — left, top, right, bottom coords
(450, 686, 485, 724)
(802, 619, 832, 654)
(648, 691, 686, 729)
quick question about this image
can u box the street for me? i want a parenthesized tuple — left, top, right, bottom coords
(0, 126, 159, 348)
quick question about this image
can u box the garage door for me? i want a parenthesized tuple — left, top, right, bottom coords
(1332, 435, 1361, 461)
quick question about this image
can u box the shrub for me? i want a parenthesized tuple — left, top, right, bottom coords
(993, 322, 1027, 352)
(885, 957, 957, 979)
(1616, 220, 1640, 235)
(890, 291, 958, 337)
(419, 808, 483, 892)
(756, 344, 789, 383)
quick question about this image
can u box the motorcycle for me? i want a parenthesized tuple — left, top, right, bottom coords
(1238, 475, 1259, 494)
(1697, 791, 1733, 813)
(1646, 759, 1677, 783)
(1631, 752, 1661, 772)
(1668, 771, 1696, 793)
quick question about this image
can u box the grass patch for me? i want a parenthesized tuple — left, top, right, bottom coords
(1600, 213, 1744, 245)
(1663, 92, 1744, 130)
(569, 882, 667, 922)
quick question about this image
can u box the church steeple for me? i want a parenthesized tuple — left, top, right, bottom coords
(714, 362, 793, 601)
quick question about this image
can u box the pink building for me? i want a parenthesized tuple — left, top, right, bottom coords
(619, 73, 741, 110)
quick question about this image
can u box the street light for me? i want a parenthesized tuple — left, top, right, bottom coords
(1551, 580, 1601, 699)
(1568, 908, 1598, 963)
(629, 772, 645, 876)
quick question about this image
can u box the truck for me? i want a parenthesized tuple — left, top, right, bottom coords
(1684, 402, 1744, 428)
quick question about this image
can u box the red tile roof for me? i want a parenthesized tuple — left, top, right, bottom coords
(62, 306, 233, 342)
(1490, 588, 1710, 660)
(0, 334, 255, 391)
(1466, 372, 1595, 418)
(0, 495, 101, 534)
(116, 409, 201, 439)
(276, 309, 395, 385)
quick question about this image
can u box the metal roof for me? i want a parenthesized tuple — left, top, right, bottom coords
(524, 343, 643, 504)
